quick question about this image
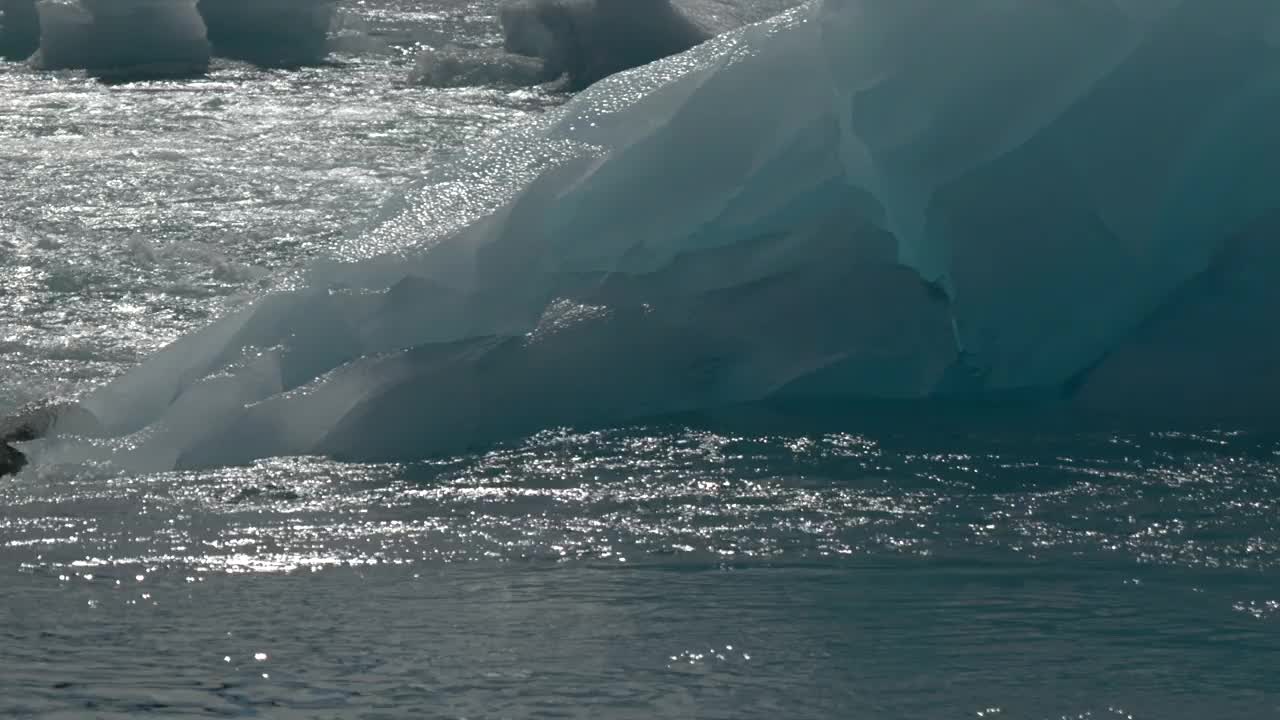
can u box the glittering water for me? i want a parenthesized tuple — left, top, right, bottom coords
(0, 0, 559, 408)
(3, 2, 1280, 718)
(3, 423, 1279, 717)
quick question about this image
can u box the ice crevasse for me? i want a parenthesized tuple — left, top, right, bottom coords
(38, 0, 1280, 471)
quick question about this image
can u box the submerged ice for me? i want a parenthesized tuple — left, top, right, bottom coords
(23, 0, 1280, 472)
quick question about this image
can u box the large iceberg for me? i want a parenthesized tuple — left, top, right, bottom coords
(30, 0, 210, 78)
(0, 0, 39, 60)
(23, 0, 1280, 471)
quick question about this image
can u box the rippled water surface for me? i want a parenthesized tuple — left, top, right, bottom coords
(4, 423, 1279, 718)
(3, 2, 1280, 718)
(0, 0, 558, 408)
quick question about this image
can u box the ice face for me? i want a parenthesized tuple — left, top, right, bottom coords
(1073, 213, 1280, 421)
(196, 0, 334, 66)
(30, 0, 210, 78)
(0, 0, 39, 60)
(56, 0, 1280, 471)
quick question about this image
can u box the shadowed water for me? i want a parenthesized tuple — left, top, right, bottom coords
(3, 423, 1279, 716)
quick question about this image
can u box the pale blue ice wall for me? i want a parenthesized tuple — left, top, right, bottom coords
(62, 0, 1280, 471)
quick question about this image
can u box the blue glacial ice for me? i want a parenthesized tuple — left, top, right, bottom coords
(31, 0, 1280, 471)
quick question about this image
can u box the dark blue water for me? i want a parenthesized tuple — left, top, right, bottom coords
(3, 421, 1278, 717)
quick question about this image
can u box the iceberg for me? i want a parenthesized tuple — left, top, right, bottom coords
(30, 0, 210, 79)
(196, 0, 335, 66)
(0, 0, 39, 60)
(22, 0, 1280, 472)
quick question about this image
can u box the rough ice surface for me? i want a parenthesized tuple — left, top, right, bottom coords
(196, 0, 335, 66)
(35, 0, 1280, 472)
(0, 0, 39, 59)
(30, 0, 210, 78)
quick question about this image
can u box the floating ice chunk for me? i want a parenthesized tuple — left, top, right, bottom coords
(0, 0, 39, 60)
(57, 0, 1280, 473)
(196, 0, 334, 66)
(31, 0, 209, 79)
